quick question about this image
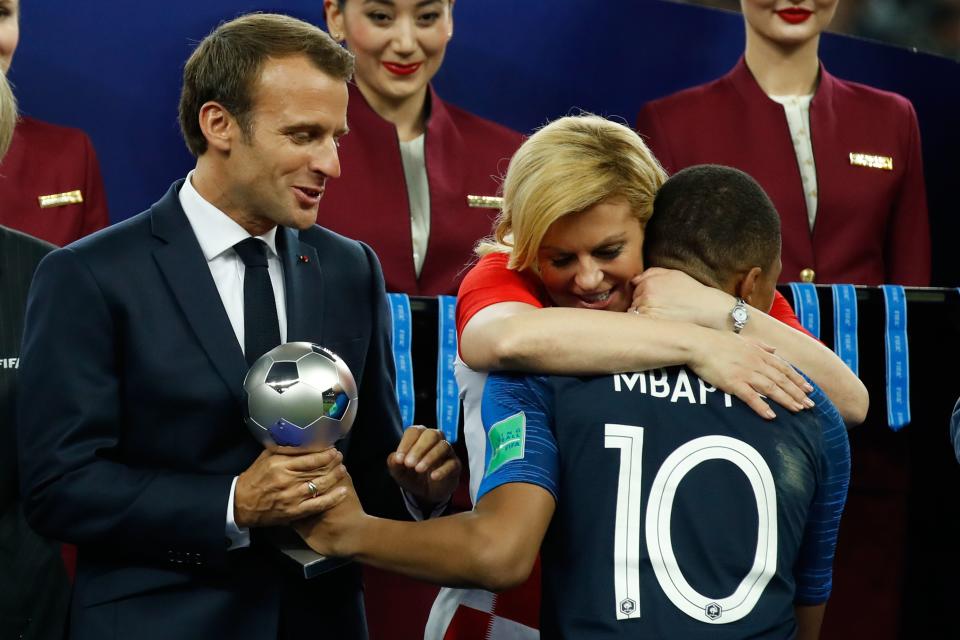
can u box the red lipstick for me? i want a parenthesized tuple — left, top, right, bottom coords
(776, 7, 813, 24)
(382, 61, 422, 76)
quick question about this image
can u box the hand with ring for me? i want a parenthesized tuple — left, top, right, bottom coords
(233, 446, 349, 528)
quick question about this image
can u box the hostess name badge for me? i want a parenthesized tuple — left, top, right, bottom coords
(849, 153, 893, 171)
(486, 411, 526, 475)
(466, 195, 504, 209)
(38, 190, 84, 208)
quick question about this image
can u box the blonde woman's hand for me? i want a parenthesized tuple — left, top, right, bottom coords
(687, 330, 814, 419)
(630, 268, 731, 330)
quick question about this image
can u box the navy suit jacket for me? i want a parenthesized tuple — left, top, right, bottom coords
(17, 181, 405, 639)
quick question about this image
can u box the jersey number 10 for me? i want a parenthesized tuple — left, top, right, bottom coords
(604, 423, 778, 625)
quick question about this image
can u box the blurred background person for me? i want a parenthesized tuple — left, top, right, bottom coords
(637, 0, 931, 286)
(321, 0, 523, 295)
(0, 0, 108, 245)
(0, 67, 70, 640)
(679, 0, 960, 60)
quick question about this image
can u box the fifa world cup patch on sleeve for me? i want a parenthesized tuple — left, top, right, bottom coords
(486, 411, 526, 475)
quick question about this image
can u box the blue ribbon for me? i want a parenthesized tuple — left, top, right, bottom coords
(831, 285, 859, 377)
(387, 293, 416, 428)
(789, 282, 821, 339)
(436, 296, 460, 443)
(881, 285, 910, 430)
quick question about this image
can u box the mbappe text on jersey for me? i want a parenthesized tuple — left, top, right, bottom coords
(612, 368, 733, 408)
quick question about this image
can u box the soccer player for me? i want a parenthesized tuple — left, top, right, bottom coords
(297, 164, 851, 639)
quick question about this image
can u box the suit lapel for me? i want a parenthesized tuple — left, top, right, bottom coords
(150, 181, 248, 403)
(278, 227, 324, 345)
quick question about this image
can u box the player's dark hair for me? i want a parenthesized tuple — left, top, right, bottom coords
(179, 13, 354, 157)
(644, 165, 781, 286)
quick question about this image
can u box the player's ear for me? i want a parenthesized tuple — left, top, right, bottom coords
(735, 266, 764, 306)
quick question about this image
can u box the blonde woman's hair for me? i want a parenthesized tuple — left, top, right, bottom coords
(477, 114, 667, 272)
(0, 72, 16, 160)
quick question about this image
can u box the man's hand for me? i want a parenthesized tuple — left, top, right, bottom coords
(387, 426, 461, 509)
(294, 472, 366, 558)
(234, 446, 348, 528)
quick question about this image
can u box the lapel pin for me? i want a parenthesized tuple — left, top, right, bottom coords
(298, 255, 310, 264)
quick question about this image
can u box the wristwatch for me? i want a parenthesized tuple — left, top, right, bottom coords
(730, 298, 749, 334)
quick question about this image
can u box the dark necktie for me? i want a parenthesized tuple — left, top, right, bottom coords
(234, 238, 281, 366)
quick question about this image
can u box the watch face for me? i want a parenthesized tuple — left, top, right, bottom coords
(733, 307, 748, 323)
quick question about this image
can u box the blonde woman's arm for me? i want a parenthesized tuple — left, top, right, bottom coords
(460, 301, 812, 420)
(631, 268, 868, 426)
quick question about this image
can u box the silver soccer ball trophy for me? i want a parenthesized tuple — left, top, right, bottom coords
(243, 342, 358, 449)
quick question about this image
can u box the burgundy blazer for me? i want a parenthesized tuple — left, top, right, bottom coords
(318, 84, 524, 295)
(637, 59, 930, 286)
(0, 117, 109, 247)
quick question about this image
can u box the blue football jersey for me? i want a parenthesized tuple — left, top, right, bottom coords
(477, 367, 850, 639)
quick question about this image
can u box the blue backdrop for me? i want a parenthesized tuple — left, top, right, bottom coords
(9, 0, 959, 283)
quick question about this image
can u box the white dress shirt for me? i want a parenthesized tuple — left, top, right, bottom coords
(178, 172, 288, 549)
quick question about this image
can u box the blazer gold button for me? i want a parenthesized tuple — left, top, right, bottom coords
(800, 268, 816, 283)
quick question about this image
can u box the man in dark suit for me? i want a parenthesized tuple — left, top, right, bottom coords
(0, 68, 70, 640)
(16, 14, 458, 640)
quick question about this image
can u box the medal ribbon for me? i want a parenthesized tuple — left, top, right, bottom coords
(881, 285, 910, 430)
(789, 282, 821, 339)
(831, 285, 859, 376)
(387, 293, 415, 428)
(436, 296, 460, 443)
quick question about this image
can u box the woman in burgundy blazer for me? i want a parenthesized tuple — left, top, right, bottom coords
(636, 1, 930, 286)
(322, 0, 523, 296)
(0, 0, 108, 247)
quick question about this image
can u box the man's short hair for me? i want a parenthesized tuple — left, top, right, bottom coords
(644, 164, 781, 286)
(179, 13, 354, 157)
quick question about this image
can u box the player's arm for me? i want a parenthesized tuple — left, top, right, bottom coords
(299, 371, 558, 589)
(462, 301, 811, 420)
(793, 385, 851, 635)
(631, 268, 869, 425)
(296, 479, 553, 591)
(794, 603, 826, 640)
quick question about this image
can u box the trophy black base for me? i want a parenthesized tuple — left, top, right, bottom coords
(265, 527, 351, 579)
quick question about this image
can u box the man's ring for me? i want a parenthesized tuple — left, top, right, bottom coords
(306, 480, 319, 498)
